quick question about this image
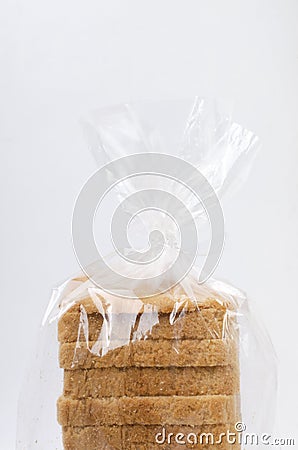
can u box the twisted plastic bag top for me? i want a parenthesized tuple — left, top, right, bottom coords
(73, 98, 259, 299)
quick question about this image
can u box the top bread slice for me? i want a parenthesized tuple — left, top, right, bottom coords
(58, 285, 238, 344)
(60, 290, 232, 316)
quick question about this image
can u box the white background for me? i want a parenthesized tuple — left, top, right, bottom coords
(1, 0, 298, 448)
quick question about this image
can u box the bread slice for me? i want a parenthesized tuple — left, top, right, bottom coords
(60, 291, 231, 316)
(57, 395, 240, 427)
(59, 338, 238, 369)
(63, 365, 240, 398)
(62, 424, 241, 449)
(58, 307, 230, 343)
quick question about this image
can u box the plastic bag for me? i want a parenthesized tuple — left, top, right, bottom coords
(17, 99, 277, 450)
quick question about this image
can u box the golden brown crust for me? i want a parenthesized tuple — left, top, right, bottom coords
(58, 395, 240, 426)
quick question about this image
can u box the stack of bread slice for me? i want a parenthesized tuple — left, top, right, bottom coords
(57, 290, 241, 450)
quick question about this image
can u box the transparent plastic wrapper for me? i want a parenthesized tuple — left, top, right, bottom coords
(17, 99, 277, 450)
